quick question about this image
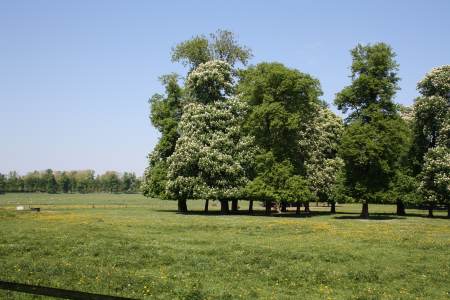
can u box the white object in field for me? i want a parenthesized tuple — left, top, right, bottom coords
(16, 206, 24, 211)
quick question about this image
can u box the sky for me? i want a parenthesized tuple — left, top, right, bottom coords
(1, 0, 449, 176)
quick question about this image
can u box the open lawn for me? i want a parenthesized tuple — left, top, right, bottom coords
(0, 193, 449, 299)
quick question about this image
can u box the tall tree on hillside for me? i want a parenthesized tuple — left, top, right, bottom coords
(166, 60, 255, 213)
(335, 43, 410, 218)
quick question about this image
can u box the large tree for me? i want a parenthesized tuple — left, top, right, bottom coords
(410, 65, 450, 174)
(298, 105, 344, 213)
(238, 63, 323, 210)
(335, 43, 410, 218)
(166, 61, 255, 213)
(143, 30, 252, 202)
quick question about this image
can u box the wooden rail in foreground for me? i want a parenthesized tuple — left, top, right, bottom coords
(0, 280, 135, 300)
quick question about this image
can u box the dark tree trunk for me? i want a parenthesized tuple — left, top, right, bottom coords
(204, 199, 209, 212)
(281, 202, 287, 212)
(304, 202, 310, 214)
(428, 206, 434, 218)
(396, 199, 406, 216)
(220, 200, 229, 214)
(448, 205, 450, 218)
(361, 202, 369, 219)
(296, 202, 301, 214)
(231, 199, 238, 212)
(265, 200, 272, 215)
(248, 200, 253, 214)
(178, 199, 187, 213)
(330, 202, 336, 214)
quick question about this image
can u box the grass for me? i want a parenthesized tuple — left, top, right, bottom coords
(0, 193, 449, 299)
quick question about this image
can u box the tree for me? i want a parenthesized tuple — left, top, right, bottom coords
(100, 171, 121, 193)
(172, 29, 252, 71)
(335, 43, 409, 218)
(144, 31, 252, 202)
(335, 43, 399, 121)
(281, 176, 315, 214)
(339, 107, 410, 217)
(56, 171, 71, 193)
(244, 152, 294, 215)
(142, 74, 183, 198)
(298, 105, 344, 212)
(166, 61, 255, 213)
(43, 169, 57, 194)
(410, 65, 450, 174)
(6, 171, 23, 192)
(0, 173, 5, 194)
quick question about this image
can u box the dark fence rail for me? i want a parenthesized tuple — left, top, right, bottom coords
(0, 280, 135, 300)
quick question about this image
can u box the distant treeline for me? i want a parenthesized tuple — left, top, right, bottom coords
(0, 170, 141, 194)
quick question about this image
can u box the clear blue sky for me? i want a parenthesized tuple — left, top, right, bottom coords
(1, 0, 449, 176)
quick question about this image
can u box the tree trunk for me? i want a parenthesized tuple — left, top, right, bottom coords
(204, 199, 209, 212)
(220, 200, 229, 214)
(448, 205, 450, 218)
(281, 202, 287, 212)
(361, 202, 369, 219)
(231, 199, 238, 212)
(296, 202, 300, 214)
(428, 206, 433, 218)
(396, 199, 406, 216)
(248, 200, 253, 214)
(304, 202, 310, 214)
(330, 202, 336, 214)
(265, 200, 272, 215)
(178, 199, 187, 213)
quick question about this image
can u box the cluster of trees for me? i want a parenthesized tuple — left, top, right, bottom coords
(142, 30, 449, 218)
(0, 170, 141, 194)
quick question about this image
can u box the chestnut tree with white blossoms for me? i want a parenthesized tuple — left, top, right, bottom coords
(166, 60, 256, 213)
(298, 105, 344, 213)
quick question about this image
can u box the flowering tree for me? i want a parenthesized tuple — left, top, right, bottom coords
(299, 105, 344, 213)
(411, 65, 450, 174)
(166, 61, 256, 213)
(411, 66, 450, 217)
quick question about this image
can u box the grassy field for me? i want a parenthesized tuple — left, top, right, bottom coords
(0, 193, 449, 299)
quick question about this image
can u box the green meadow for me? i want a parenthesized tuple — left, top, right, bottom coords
(0, 193, 449, 299)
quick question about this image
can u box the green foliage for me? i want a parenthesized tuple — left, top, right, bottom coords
(339, 106, 410, 202)
(334, 43, 399, 121)
(238, 62, 322, 171)
(0, 173, 5, 194)
(281, 175, 315, 204)
(43, 169, 57, 194)
(143, 75, 183, 198)
(171, 29, 252, 71)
